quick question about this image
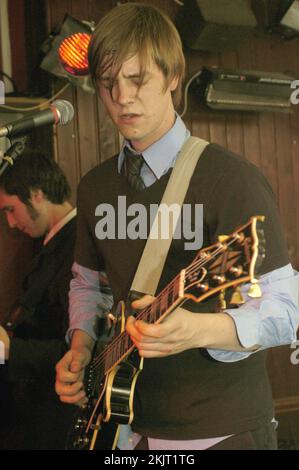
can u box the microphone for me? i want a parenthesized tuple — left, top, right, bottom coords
(0, 99, 74, 138)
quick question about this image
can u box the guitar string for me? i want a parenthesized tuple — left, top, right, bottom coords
(90, 235, 243, 372)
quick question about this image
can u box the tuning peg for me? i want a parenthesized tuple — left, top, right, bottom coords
(217, 289, 227, 311)
(247, 279, 262, 298)
(212, 274, 226, 284)
(218, 235, 229, 243)
(197, 283, 209, 292)
(229, 266, 243, 277)
(230, 287, 245, 305)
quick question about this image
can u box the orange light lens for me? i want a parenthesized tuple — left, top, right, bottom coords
(58, 33, 91, 76)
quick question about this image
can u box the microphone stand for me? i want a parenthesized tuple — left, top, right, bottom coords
(0, 136, 27, 177)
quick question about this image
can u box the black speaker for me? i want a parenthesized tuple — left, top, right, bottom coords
(280, 1, 299, 33)
(176, 0, 257, 51)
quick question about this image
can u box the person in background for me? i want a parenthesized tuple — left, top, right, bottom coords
(0, 149, 111, 449)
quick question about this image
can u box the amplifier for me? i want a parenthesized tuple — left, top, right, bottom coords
(192, 68, 294, 112)
(205, 84, 292, 112)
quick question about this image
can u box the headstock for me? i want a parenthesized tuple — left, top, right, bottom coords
(182, 216, 266, 306)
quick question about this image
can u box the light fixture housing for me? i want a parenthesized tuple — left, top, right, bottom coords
(280, 0, 299, 34)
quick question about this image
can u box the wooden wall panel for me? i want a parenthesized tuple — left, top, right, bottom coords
(0, 215, 33, 318)
(52, 85, 79, 206)
(7, 0, 27, 92)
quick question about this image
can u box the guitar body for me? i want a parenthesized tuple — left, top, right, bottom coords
(66, 301, 143, 450)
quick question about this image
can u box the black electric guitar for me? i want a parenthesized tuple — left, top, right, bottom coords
(66, 215, 266, 450)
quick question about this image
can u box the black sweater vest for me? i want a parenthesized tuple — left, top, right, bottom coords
(76, 143, 289, 438)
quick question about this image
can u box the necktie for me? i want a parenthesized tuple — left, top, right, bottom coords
(124, 146, 146, 191)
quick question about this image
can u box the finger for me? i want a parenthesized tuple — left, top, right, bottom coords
(59, 389, 88, 406)
(133, 318, 171, 340)
(131, 294, 155, 310)
(57, 369, 83, 384)
(56, 351, 81, 383)
(126, 317, 150, 344)
(70, 349, 90, 373)
(57, 349, 73, 370)
(126, 317, 166, 346)
(70, 358, 85, 374)
(56, 363, 84, 385)
(55, 382, 84, 396)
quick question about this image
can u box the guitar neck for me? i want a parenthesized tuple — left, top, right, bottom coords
(103, 272, 185, 374)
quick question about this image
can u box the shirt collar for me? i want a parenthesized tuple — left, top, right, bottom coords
(118, 114, 190, 179)
(43, 207, 77, 246)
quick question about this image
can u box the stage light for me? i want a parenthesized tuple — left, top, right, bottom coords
(40, 14, 94, 93)
(58, 33, 90, 76)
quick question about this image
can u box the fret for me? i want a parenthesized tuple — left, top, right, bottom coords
(124, 332, 129, 350)
(170, 282, 177, 305)
(117, 336, 121, 359)
(120, 334, 126, 357)
(128, 335, 134, 350)
(110, 348, 116, 370)
(149, 301, 156, 323)
(160, 292, 168, 314)
(154, 297, 162, 322)
(172, 279, 179, 303)
(124, 333, 129, 350)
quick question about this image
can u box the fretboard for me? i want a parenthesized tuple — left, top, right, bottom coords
(103, 272, 184, 374)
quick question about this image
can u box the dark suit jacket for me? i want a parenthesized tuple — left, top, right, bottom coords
(0, 216, 77, 450)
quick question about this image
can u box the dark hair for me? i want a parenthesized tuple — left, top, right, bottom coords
(0, 149, 71, 205)
(88, 3, 185, 109)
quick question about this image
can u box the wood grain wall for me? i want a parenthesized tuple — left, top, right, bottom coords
(0, 217, 33, 317)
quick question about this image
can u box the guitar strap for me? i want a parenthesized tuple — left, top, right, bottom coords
(130, 136, 209, 297)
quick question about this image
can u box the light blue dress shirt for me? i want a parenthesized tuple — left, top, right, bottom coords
(68, 114, 299, 449)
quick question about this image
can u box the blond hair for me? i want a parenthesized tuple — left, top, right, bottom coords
(88, 3, 185, 108)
